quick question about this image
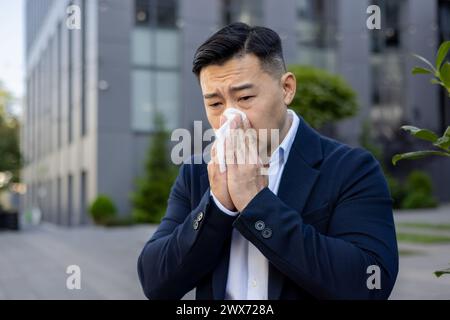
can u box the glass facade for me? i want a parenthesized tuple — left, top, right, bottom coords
(222, 0, 263, 26)
(296, 0, 338, 72)
(131, 0, 180, 132)
(370, 0, 406, 129)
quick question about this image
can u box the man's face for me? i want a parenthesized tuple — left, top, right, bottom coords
(199, 54, 295, 148)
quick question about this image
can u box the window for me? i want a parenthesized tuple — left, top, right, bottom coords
(135, 0, 150, 26)
(155, 29, 179, 68)
(57, 177, 61, 224)
(67, 174, 73, 226)
(57, 21, 63, 149)
(80, 171, 87, 224)
(81, 0, 87, 136)
(132, 28, 153, 66)
(132, 70, 153, 131)
(155, 71, 179, 129)
(222, 0, 263, 26)
(68, 22, 73, 144)
(135, 0, 178, 28)
(157, 0, 178, 27)
(131, 70, 179, 131)
(370, 0, 406, 128)
(296, 0, 338, 71)
(131, 0, 180, 131)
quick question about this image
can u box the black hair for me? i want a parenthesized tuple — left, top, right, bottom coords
(192, 22, 286, 79)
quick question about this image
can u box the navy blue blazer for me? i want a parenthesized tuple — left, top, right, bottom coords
(137, 116, 399, 300)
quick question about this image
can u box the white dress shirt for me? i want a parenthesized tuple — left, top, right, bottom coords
(211, 109, 300, 300)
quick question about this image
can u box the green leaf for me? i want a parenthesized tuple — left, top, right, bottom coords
(430, 79, 443, 85)
(412, 54, 437, 73)
(401, 125, 439, 142)
(434, 136, 450, 150)
(412, 67, 432, 75)
(392, 150, 450, 165)
(440, 62, 450, 89)
(436, 41, 450, 71)
(444, 126, 450, 138)
(435, 267, 450, 278)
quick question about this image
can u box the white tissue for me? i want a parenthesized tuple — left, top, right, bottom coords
(214, 108, 248, 173)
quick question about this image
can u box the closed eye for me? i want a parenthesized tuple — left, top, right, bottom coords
(209, 102, 222, 108)
(239, 96, 255, 102)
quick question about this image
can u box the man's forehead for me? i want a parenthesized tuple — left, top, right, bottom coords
(199, 54, 262, 87)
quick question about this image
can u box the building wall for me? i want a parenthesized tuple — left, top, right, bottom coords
(23, 0, 98, 225)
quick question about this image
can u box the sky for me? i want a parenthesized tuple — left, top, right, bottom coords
(0, 0, 24, 114)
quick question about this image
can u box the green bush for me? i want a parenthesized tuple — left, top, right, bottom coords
(89, 194, 117, 224)
(289, 65, 359, 129)
(401, 171, 438, 209)
(131, 114, 177, 224)
(101, 215, 135, 227)
(401, 191, 438, 209)
(386, 174, 407, 209)
(358, 120, 438, 209)
(404, 170, 434, 195)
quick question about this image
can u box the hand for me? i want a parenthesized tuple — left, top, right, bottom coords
(226, 115, 268, 212)
(207, 118, 236, 212)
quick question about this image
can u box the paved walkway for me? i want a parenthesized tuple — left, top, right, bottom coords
(390, 204, 450, 299)
(0, 223, 156, 299)
(0, 205, 449, 299)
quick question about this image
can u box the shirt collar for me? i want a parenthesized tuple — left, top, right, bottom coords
(270, 109, 300, 167)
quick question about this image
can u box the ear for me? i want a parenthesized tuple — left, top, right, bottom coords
(280, 72, 296, 105)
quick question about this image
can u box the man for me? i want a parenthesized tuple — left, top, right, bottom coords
(137, 22, 398, 300)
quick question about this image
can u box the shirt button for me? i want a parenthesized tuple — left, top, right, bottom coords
(251, 279, 257, 288)
(193, 220, 199, 230)
(196, 211, 204, 222)
(254, 220, 265, 231)
(262, 228, 272, 239)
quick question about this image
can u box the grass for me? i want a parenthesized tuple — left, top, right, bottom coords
(397, 222, 450, 231)
(398, 249, 423, 256)
(396, 232, 450, 244)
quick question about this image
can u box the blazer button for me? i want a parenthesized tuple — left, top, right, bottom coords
(196, 211, 204, 222)
(193, 220, 199, 230)
(262, 228, 272, 239)
(255, 220, 265, 231)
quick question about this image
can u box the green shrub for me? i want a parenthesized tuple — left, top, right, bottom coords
(401, 171, 438, 209)
(89, 195, 117, 224)
(289, 65, 359, 129)
(386, 174, 407, 209)
(401, 191, 438, 209)
(101, 215, 135, 227)
(131, 114, 177, 224)
(404, 170, 434, 195)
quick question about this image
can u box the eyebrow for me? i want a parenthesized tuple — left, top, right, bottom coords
(203, 83, 254, 99)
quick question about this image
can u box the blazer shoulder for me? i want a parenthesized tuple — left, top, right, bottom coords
(320, 136, 378, 169)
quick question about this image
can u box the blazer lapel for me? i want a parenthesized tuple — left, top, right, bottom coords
(268, 116, 323, 300)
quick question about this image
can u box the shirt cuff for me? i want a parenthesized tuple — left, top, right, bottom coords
(210, 190, 239, 216)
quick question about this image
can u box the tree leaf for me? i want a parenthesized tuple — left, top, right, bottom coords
(434, 136, 450, 150)
(430, 79, 443, 85)
(412, 67, 432, 75)
(435, 267, 450, 278)
(439, 62, 450, 89)
(412, 54, 437, 73)
(401, 125, 439, 142)
(436, 41, 450, 71)
(392, 150, 450, 165)
(444, 126, 450, 138)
